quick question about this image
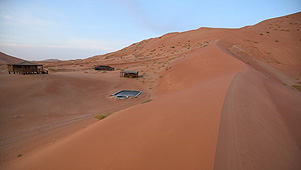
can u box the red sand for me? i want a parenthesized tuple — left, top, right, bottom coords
(1, 12, 300, 170)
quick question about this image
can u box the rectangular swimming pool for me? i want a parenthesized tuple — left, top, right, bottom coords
(111, 90, 142, 99)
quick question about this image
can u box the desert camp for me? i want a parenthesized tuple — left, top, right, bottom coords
(0, 2, 300, 170)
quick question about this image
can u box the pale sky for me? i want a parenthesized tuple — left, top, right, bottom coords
(0, 0, 300, 61)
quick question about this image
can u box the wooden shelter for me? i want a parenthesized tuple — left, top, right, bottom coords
(7, 61, 48, 74)
(94, 65, 114, 71)
(120, 70, 139, 78)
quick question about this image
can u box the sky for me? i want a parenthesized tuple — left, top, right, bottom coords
(0, 0, 300, 61)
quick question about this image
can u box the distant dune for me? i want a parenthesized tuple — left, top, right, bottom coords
(1, 12, 300, 170)
(41, 59, 61, 62)
(0, 52, 25, 65)
(0, 52, 26, 74)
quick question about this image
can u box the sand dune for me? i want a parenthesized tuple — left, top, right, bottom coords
(1, 42, 247, 170)
(218, 12, 301, 86)
(0, 52, 25, 74)
(214, 12, 301, 170)
(156, 41, 246, 94)
(1, 12, 301, 170)
(0, 52, 24, 65)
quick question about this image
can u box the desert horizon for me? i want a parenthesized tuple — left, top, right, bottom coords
(0, 2, 301, 170)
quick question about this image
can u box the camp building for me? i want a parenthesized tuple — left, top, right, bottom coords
(7, 61, 48, 74)
(94, 65, 115, 71)
(120, 70, 139, 78)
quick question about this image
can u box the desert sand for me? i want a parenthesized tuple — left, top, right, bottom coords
(0, 12, 300, 170)
(0, 72, 149, 165)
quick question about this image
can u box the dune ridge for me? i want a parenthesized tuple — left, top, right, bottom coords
(218, 12, 301, 86)
(213, 12, 301, 169)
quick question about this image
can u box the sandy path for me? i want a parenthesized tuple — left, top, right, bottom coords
(1, 42, 247, 170)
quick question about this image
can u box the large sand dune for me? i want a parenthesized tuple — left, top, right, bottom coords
(1, 12, 300, 170)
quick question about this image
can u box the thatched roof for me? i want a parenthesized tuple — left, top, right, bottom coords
(8, 61, 42, 66)
(121, 70, 139, 74)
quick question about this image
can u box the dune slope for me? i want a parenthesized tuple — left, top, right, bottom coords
(218, 12, 301, 86)
(214, 12, 301, 170)
(0, 52, 25, 74)
(214, 68, 301, 170)
(0, 52, 25, 65)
